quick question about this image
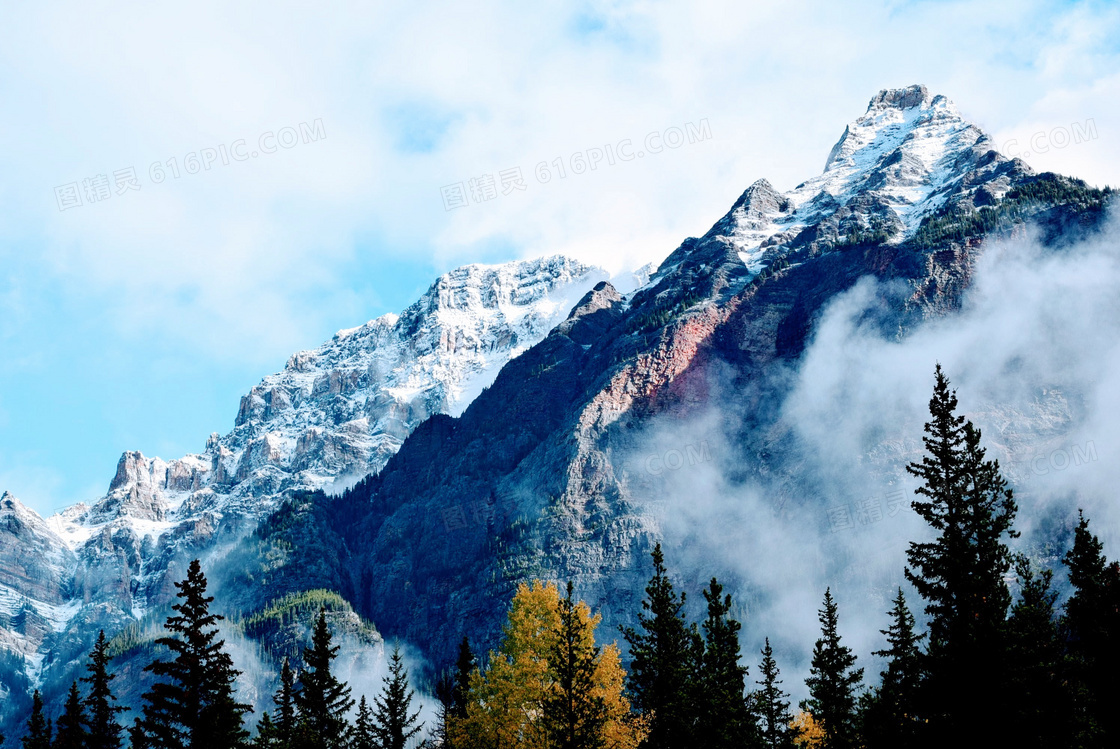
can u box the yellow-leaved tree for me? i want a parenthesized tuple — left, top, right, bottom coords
(790, 711, 825, 748)
(450, 580, 649, 749)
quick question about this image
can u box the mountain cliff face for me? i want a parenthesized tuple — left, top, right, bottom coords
(244, 85, 1112, 667)
(0, 256, 608, 717)
(1, 85, 1113, 738)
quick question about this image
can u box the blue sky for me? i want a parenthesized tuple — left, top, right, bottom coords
(2, 0, 1119, 516)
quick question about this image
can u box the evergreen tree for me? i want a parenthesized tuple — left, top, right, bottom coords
(129, 717, 150, 749)
(860, 589, 924, 749)
(451, 637, 474, 722)
(800, 589, 862, 749)
(22, 690, 51, 749)
(138, 558, 252, 749)
(621, 543, 697, 749)
(253, 712, 280, 749)
(294, 608, 354, 749)
(752, 638, 793, 749)
(1004, 556, 1068, 749)
(904, 365, 1017, 742)
(55, 680, 90, 749)
(83, 629, 127, 749)
(272, 658, 297, 749)
(543, 582, 608, 749)
(372, 647, 423, 749)
(1061, 510, 1120, 746)
(696, 578, 758, 748)
(351, 697, 376, 749)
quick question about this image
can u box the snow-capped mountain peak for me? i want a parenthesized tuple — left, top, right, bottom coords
(707, 84, 1018, 273)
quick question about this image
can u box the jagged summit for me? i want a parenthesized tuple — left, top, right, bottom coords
(693, 84, 1025, 277)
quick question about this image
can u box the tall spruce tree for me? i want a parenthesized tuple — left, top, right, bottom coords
(294, 608, 354, 749)
(54, 681, 89, 749)
(451, 637, 474, 722)
(83, 629, 126, 749)
(860, 589, 924, 749)
(543, 582, 608, 749)
(696, 578, 758, 749)
(1004, 556, 1067, 749)
(1061, 510, 1120, 746)
(752, 638, 793, 749)
(270, 658, 297, 749)
(371, 647, 423, 749)
(22, 690, 51, 749)
(138, 558, 251, 749)
(904, 365, 1017, 742)
(801, 589, 863, 749)
(351, 697, 376, 749)
(621, 543, 697, 749)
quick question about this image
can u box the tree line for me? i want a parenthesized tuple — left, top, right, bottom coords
(11, 365, 1120, 748)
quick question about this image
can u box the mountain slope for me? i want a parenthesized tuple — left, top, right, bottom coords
(0, 255, 608, 705)
(252, 85, 1112, 667)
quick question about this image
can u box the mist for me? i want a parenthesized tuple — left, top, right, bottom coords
(624, 209, 1120, 700)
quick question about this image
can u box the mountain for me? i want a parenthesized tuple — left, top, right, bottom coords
(245, 85, 1111, 666)
(0, 256, 608, 716)
(1, 85, 1113, 740)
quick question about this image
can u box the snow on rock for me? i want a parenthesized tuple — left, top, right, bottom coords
(702, 85, 1019, 273)
(0, 255, 607, 676)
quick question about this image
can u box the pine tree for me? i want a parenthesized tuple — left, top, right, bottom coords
(351, 697, 376, 749)
(22, 690, 51, 749)
(55, 680, 90, 749)
(273, 658, 297, 749)
(129, 717, 150, 749)
(371, 647, 423, 749)
(1004, 556, 1068, 749)
(860, 589, 924, 749)
(138, 558, 252, 749)
(695, 578, 758, 748)
(253, 712, 280, 749)
(1061, 510, 1120, 746)
(451, 637, 474, 721)
(83, 629, 127, 749)
(294, 608, 354, 749)
(904, 365, 1018, 741)
(621, 543, 697, 749)
(801, 589, 862, 749)
(752, 638, 793, 749)
(543, 582, 608, 749)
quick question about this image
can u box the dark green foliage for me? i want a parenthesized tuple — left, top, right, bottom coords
(621, 544, 699, 749)
(253, 712, 281, 749)
(1004, 557, 1068, 748)
(543, 582, 607, 749)
(1061, 511, 1120, 746)
(351, 697, 376, 749)
(84, 629, 127, 749)
(129, 718, 150, 749)
(241, 591, 353, 645)
(752, 639, 792, 749)
(860, 589, 924, 749)
(138, 558, 252, 749)
(22, 690, 51, 749)
(54, 681, 89, 749)
(293, 608, 353, 749)
(909, 173, 1111, 249)
(696, 578, 758, 749)
(904, 365, 1017, 741)
(371, 647, 423, 749)
(801, 589, 863, 749)
(274, 658, 297, 747)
